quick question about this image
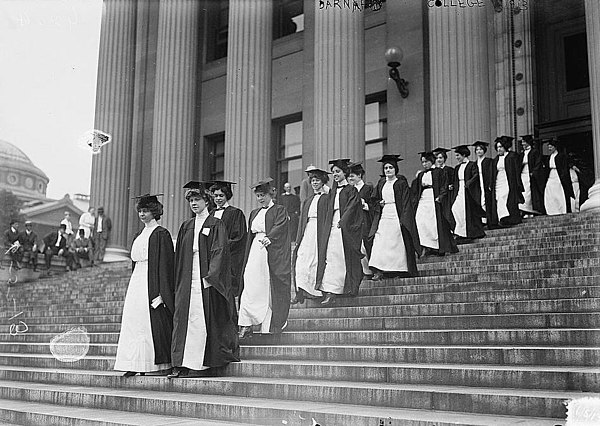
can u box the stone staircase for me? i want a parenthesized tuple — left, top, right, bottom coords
(0, 212, 598, 425)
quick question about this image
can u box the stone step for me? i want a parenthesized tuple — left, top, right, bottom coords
(0, 378, 579, 421)
(0, 398, 252, 425)
(4, 328, 598, 347)
(287, 298, 600, 319)
(18, 312, 600, 334)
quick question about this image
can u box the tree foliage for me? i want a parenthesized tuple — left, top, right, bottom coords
(0, 189, 24, 232)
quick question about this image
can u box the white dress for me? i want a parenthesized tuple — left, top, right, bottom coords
(519, 149, 535, 213)
(545, 153, 567, 215)
(320, 187, 347, 295)
(114, 220, 170, 372)
(180, 212, 210, 371)
(295, 194, 323, 297)
(415, 171, 439, 249)
(495, 155, 510, 220)
(452, 162, 468, 238)
(570, 168, 580, 212)
(239, 205, 273, 333)
(369, 178, 408, 272)
(477, 157, 486, 212)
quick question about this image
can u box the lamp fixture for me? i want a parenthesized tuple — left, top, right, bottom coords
(385, 47, 409, 98)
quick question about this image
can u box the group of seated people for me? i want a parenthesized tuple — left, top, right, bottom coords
(3, 220, 95, 276)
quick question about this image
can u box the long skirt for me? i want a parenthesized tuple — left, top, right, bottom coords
(369, 204, 408, 272)
(452, 182, 468, 238)
(519, 165, 535, 213)
(180, 255, 209, 371)
(360, 241, 372, 275)
(114, 261, 170, 372)
(545, 170, 567, 215)
(495, 170, 510, 220)
(320, 211, 346, 295)
(416, 188, 439, 249)
(239, 232, 272, 333)
(295, 217, 322, 297)
(570, 169, 580, 213)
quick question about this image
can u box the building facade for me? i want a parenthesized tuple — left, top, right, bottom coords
(91, 0, 600, 255)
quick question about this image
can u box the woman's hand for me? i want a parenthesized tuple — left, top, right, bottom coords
(260, 237, 272, 247)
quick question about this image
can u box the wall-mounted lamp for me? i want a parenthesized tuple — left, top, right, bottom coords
(385, 47, 409, 98)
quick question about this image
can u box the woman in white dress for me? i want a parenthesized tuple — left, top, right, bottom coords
(369, 155, 421, 280)
(114, 194, 174, 377)
(544, 139, 575, 215)
(518, 135, 545, 218)
(238, 178, 290, 339)
(488, 136, 524, 228)
(291, 167, 329, 304)
(316, 159, 363, 305)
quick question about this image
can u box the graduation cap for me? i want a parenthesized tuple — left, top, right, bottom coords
(520, 134, 536, 143)
(348, 161, 365, 176)
(328, 158, 352, 171)
(431, 147, 451, 154)
(209, 180, 236, 192)
(183, 180, 206, 190)
(250, 177, 274, 193)
(377, 154, 403, 164)
(418, 151, 436, 162)
(305, 165, 330, 174)
(452, 145, 471, 156)
(472, 141, 489, 148)
(542, 137, 564, 148)
(132, 193, 164, 207)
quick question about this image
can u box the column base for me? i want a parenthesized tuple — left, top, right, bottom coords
(580, 180, 600, 212)
(102, 247, 130, 263)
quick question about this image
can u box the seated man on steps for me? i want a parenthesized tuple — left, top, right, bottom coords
(19, 221, 39, 271)
(72, 228, 95, 268)
(43, 224, 75, 274)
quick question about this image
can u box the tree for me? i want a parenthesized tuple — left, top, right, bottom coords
(0, 189, 24, 233)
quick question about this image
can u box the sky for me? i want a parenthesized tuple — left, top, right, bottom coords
(0, 0, 102, 199)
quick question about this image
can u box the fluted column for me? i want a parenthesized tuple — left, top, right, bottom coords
(581, 0, 600, 211)
(90, 0, 137, 253)
(313, 4, 365, 168)
(429, 6, 491, 151)
(151, 0, 199, 235)
(224, 0, 272, 213)
(493, 2, 535, 139)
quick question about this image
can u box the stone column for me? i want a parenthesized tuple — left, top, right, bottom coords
(493, 2, 535, 139)
(581, 0, 600, 211)
(151, 0, 200, 235)
(224, 0, 272, 213)
(313, 3, 365, 168)
(429, 5, 491, 153)
(90, 0, 137, 256)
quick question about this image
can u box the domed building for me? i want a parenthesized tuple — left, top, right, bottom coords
(0, 139, 49, 202)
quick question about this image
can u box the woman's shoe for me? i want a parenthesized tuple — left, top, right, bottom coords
(371, 272, 384, 281)
(167, 367, 187, 379)
(320, 294, 335, 306)
(122, 371, 137, 377)
(290, 290, 305, 305)
(238, 326, 253, 340)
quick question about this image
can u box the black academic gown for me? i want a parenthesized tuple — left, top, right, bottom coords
(411, 168, 458, 254)
(316, 182, 364, 296)
(488, 151, 524, 226)
(451, 161, 486, 239)
(544, 152, 575, 212)
(241, 204, 291, 333)
(356, 182, 374, 257)
(211, 206, 247, 297)
(130, 226, 175, 365)
(292, 192, 328, 286)
(439, 165, 456, 229)
(172, 216, 239, 369)
(369, 175, 421, 276)
(519, 148, 546, 214)
(478, 157, 493, 215)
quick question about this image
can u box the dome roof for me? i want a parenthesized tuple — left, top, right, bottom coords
(0, 139, 35, 164)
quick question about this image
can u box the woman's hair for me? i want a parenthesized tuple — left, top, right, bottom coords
(308, 171, 329, 184)
(455, 146, 471, 157)
(435, 151, 448, 161)
(474, 144, 488, 154)
(382, 161, 399, 175)
(253, 183, 275, 196)
(494, 141, 504, 151)
(209, 182, 233, 200)
(185, 189, 211, 204)
(330, 163, 350, 177)
(136, 200, 163, 221)
(421, 152, 435, 163)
